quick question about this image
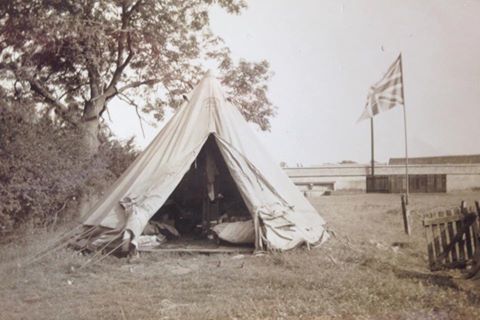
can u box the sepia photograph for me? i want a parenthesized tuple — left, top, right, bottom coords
(1, 1, 480, 319)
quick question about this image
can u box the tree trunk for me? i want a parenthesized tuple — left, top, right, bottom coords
(81, 98, 105, 156)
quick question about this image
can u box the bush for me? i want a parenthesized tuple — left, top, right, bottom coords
(0, 100, 138, 235)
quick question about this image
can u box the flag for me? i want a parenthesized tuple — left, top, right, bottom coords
(358, 54, 404, 122)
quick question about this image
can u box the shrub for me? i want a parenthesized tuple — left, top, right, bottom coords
(0, 100, 138, 235)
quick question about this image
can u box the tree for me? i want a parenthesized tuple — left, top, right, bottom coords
(0, 0, 275, 155)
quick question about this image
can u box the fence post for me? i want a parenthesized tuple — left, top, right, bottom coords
(401, 194, 411, 235)
(460, 201, 467, 214)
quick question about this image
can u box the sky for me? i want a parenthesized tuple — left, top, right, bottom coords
(109, 0, 480, 166)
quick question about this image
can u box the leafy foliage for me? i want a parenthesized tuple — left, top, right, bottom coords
(0, 99, 137, 233)
(0, 0, 275, 140)
(221, 60, 275, 130)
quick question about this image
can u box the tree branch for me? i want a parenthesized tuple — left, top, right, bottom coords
(29, 78, 68, 112)
(104, 1, 142, 98)
(127, 0, 144, 16)
(59, 83, 88, 100)
(29, 78, 79, 128)
(106, 31, 134, 94)
(117, 92, 146, 138)
(117, 78, 162, 94)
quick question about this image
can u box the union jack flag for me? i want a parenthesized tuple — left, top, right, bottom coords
(358, 55, 404, 122)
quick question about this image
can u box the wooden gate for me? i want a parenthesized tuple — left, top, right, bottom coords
(422, 201, 480, 277)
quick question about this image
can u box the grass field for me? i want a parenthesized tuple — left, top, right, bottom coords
(1, 192, 480, 320)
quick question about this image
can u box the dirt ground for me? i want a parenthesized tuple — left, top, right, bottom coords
(1, 191, 480, 320)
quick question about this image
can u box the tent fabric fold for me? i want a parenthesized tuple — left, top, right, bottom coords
(75, 70, 329, 251)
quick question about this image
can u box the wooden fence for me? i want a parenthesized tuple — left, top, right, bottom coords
(422, 201, 480, 278)
(367, 174, 446, 193)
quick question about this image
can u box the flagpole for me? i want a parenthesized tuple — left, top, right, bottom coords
(370, 117, 375, 177)
(399, 54, 409, 204)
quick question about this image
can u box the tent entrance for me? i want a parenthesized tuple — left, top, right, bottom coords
(140, 135, 254, 251)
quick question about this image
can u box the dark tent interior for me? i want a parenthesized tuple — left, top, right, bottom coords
(143, 135, 253, 248)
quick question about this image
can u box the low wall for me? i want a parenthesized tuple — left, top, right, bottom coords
(284, 164, 480, 192)
(289, 175, 366, 191)
(447, 175, 480, 192)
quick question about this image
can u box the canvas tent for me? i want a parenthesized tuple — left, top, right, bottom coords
(73, 71, 328, 253)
